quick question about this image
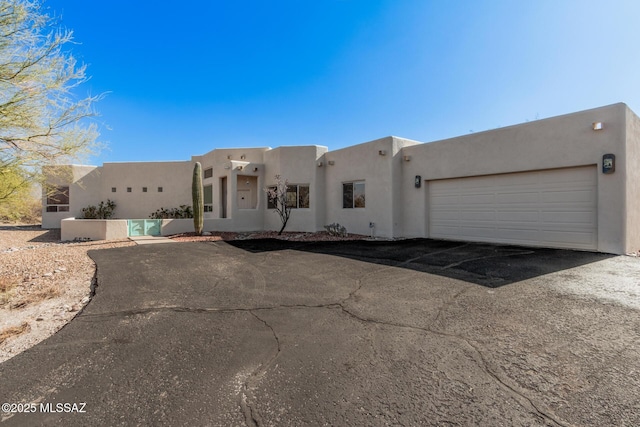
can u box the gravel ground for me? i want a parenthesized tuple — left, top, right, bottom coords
(0, 225, 134, 363)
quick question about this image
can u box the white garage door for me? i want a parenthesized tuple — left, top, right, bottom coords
(428, 166, 597, 250)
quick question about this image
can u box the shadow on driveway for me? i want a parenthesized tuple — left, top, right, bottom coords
(227, 238, 615, 288)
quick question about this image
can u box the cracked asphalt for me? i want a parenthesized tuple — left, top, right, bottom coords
(1, 239, 639, 426)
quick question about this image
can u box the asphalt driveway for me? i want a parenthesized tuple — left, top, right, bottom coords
(1, 239, 639, 426)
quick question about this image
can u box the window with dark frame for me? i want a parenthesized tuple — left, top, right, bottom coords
(267, 184, 310, 209)
(204, 185, 213, 212)
(46, 186, 69, 205)
(158, 187, 163, 192)
(142, 187, 148, 193)
(343, 181, 365, 208)
(127, 187, 132, 193)
(45, 186, 70, 213)
(204, 168, 213, 179)
(112, 187, 116, 193)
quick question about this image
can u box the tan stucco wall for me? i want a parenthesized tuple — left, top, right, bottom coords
(625, 106, 640, 254)
(263, 145, 327, 233)
(42, 165, 100, 228)
(401, 102, 628, 254)
(98, 161, 193, 219)
(61, 218, 128, 241)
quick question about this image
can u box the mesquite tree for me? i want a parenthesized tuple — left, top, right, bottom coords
(265, 174, 292, 235)
(192, 162, 204, 235)
(1, 0, 101, 202)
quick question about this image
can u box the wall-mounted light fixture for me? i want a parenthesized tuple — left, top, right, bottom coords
(317, 161, 323, 167)
(253, 167, 259, 172)
(378, 150, 387, 156)
(237, 165, 243, 170)
(227, 155, 232, 159)
(403, 155, 411, 162)
(240, 154, 246, 160)
(592, 122, 603, 131)
(328, 160, 335, 165)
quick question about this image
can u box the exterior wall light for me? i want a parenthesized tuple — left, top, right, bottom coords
(240, 155, 246, 160)
(317, 161, 323, 167)
(378, 150, 387, 156)
(227, 155, 232, 159)
(237, 165, 243, 170)
(403, 155, 411, 162)
(328, 160, 335, 165)
(253, 167, 259, 172)
(592, 122, 603, 131)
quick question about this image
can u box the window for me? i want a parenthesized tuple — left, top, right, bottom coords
(158, 187, 163, 192)
(142, 187, 148, 193)
(343, 182, 365, 208)
(127, 187, 132, 193)
(46, 186, 69, 205)
(267, 184, 310, 209)
(204, 167, 213, 179)
(112, 187, 116, 193)
(45, 186, 70, 213)
(204, 185, 213, 212)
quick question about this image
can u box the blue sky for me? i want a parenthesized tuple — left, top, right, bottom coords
(50, 0, 640, 164)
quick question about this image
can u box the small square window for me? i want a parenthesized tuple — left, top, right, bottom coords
(127, 187, 132, 193)
(111, 187, 117, 193)
(142, 187, 148, 192)
(158, 187, 163, 192)
(46, 206, 58, 212)
(204, 168, 213, 179)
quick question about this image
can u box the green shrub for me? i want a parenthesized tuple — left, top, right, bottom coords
(82, 200, 116, 219)
(149, 205, 193, 219)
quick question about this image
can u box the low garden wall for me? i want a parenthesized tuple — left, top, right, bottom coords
(61, 218, 129, 241)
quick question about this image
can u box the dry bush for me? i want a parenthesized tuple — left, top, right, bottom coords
(0, 322, 31, 345)
(0, 276, 17, 305)
(9, 283, 61, 309)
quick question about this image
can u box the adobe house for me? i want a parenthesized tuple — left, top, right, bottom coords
(43, 102, 640, 255)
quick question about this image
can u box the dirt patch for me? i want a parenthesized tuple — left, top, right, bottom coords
(0, 322, 30, 345)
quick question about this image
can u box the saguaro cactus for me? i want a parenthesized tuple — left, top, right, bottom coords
(192, 162, 204, 235)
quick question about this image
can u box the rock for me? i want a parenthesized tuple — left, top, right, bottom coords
(43, 272, 53, 277)
(81, 296, 91, 304)
(203, 231, 212, 236)
(36, 317, 44, 321)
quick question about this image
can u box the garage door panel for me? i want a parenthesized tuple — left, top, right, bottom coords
(542, 189, 595, 203)
(495, 191, 541, 204)
(430, 194, 460, 205)
(460, 193, 495, 204)
(541, 211, 595, 224)
(457, 210, 495, 221)
(540, 230, 595, 245)
(496, 210, 539, 222)
(429, 166, 597, 250)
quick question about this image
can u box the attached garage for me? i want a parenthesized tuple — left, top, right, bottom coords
(428, 166, 598, 250)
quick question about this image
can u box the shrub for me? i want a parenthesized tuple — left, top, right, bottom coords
(82, 200, 116, 219)
(325, 223, 347, 237)
(149, 205, 193, 219)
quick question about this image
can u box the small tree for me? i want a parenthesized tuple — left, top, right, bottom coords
(265, 174, 292, 235)
(192, 162, 203, 235)
(0, 0, 101, 200)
